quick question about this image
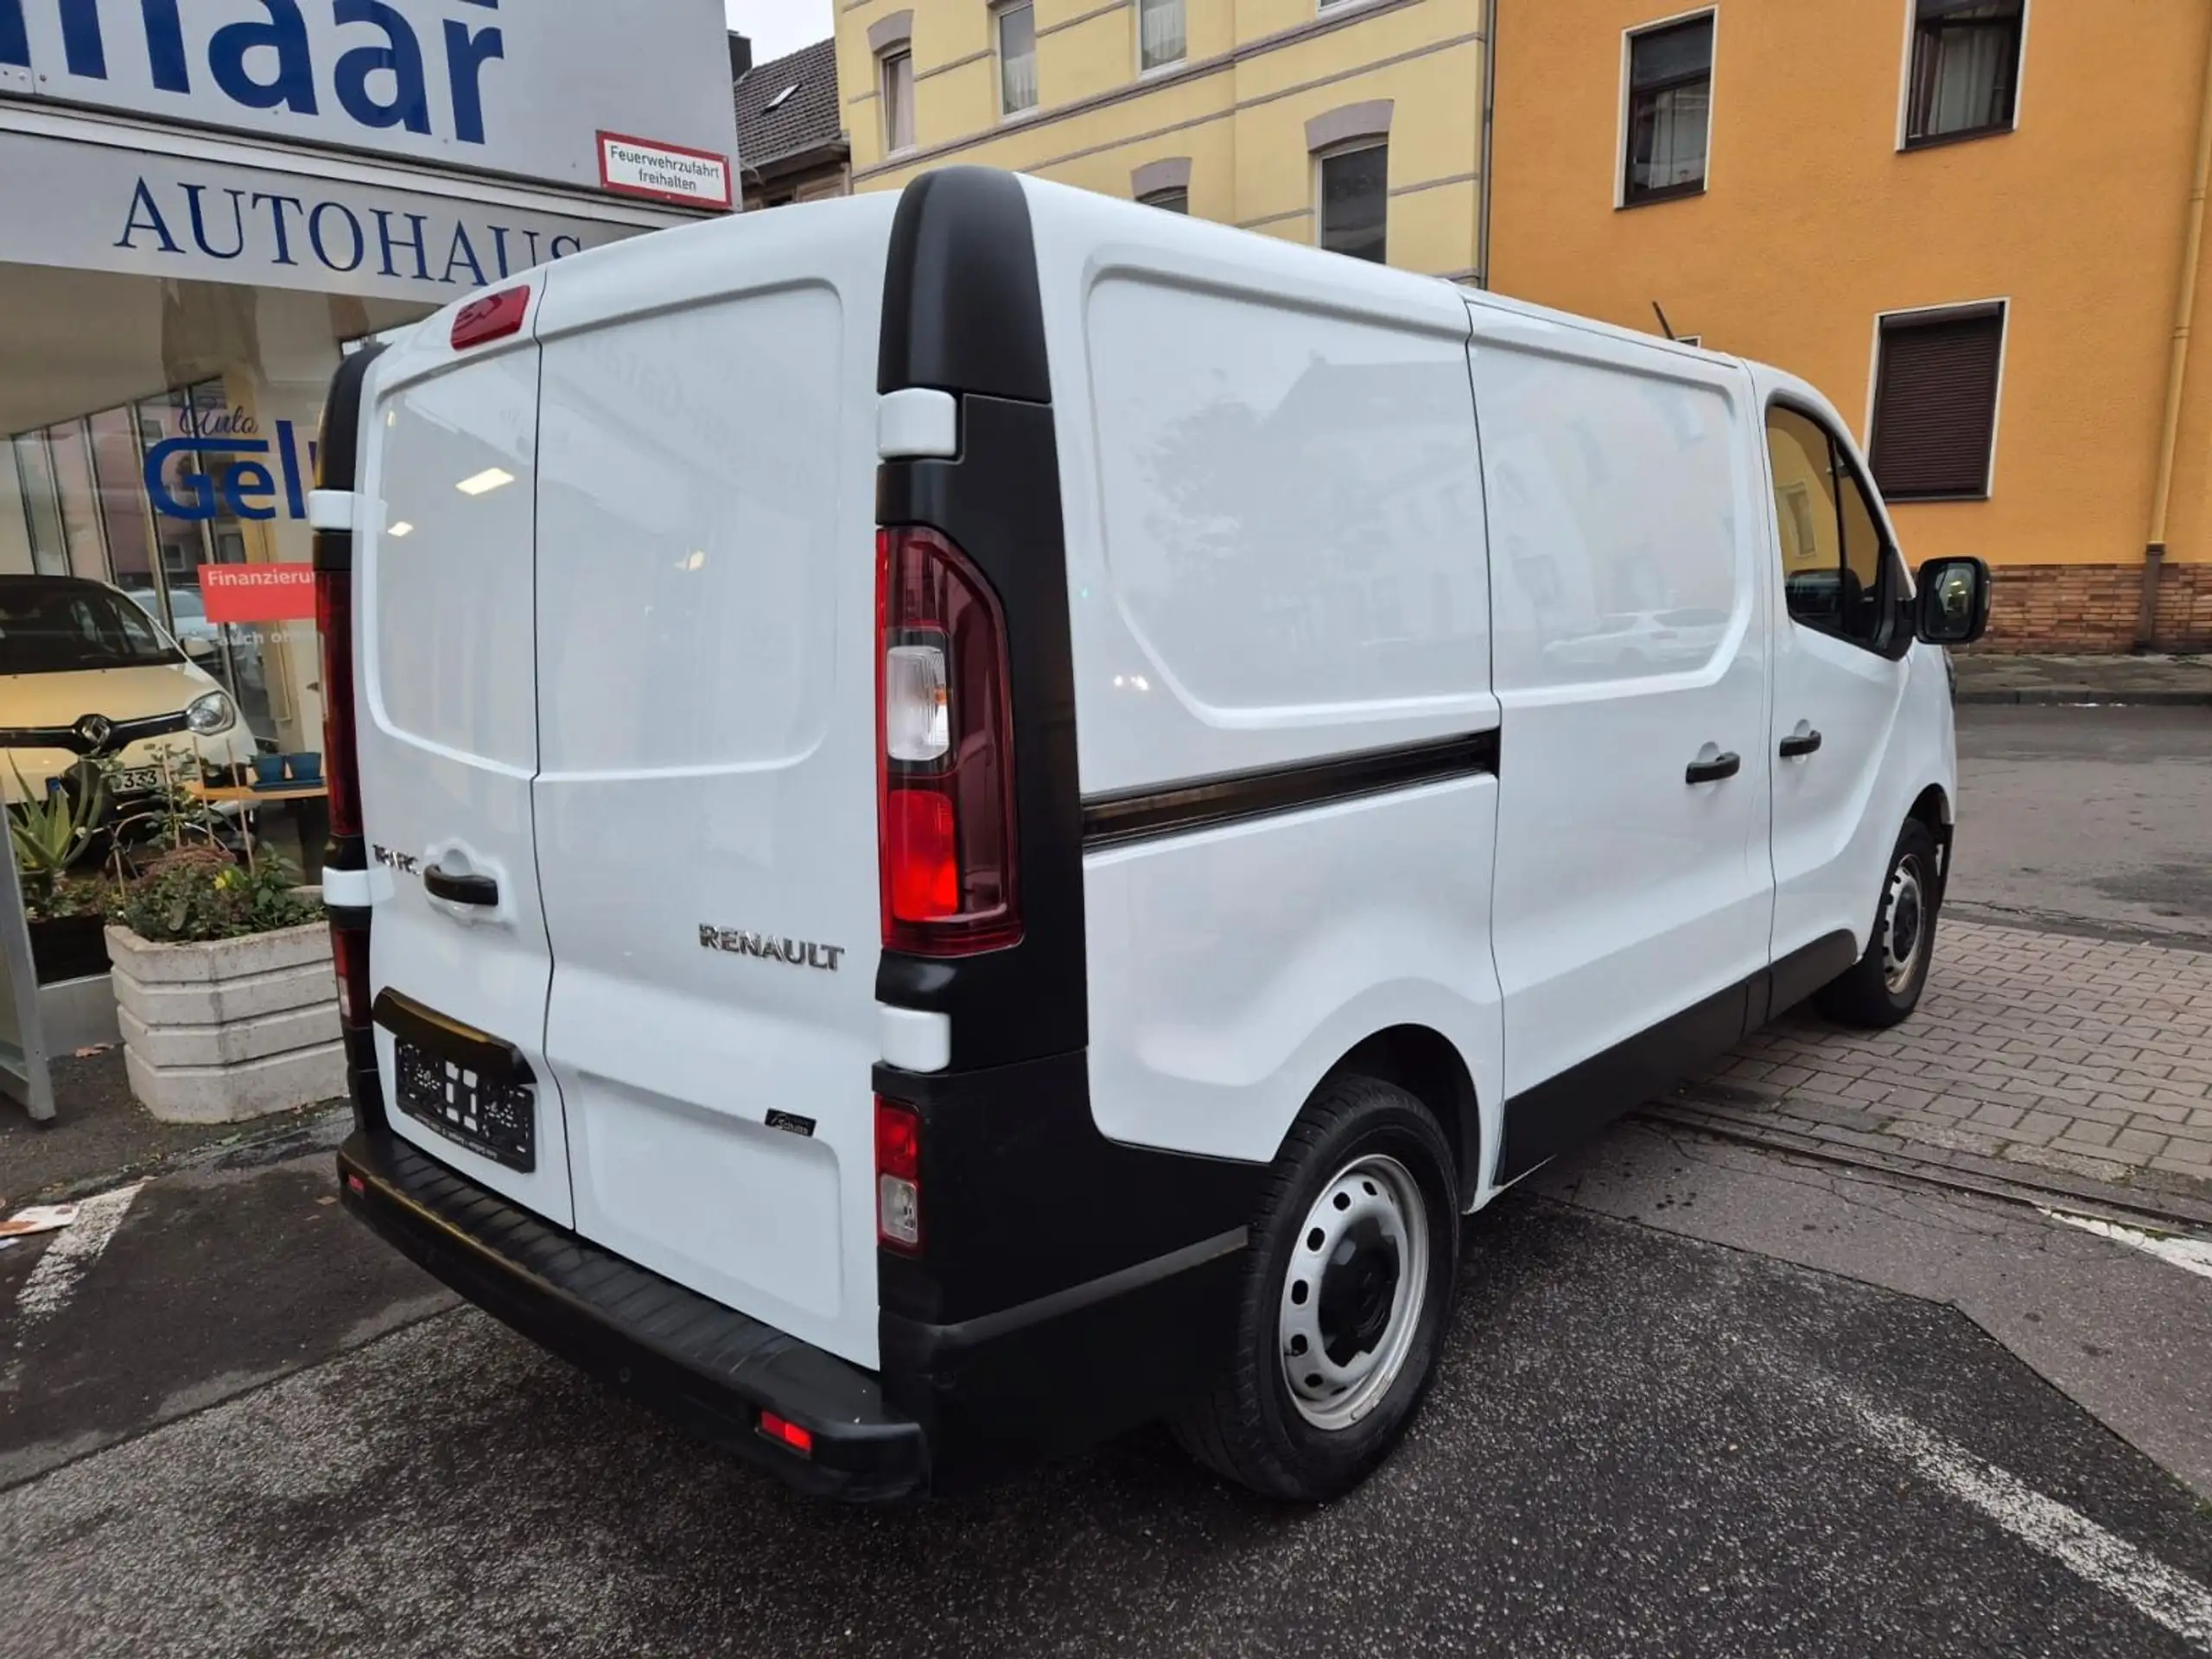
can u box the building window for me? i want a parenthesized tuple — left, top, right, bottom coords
(1905, 0, 2024, 146)
(998, 3, 1038, 116)
(1139, 0, 1185, 71)
(1318, 143, 1388, 264)
(1623, 13, 1713, 206)
(881, 51, 914, 152)
(1869, 304, 2005, 500)
(1140, 188, 1189, 213)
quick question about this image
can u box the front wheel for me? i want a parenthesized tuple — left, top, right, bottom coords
(1172, 1075, 1459, 1501)
(1816, 817, 1941, 1028)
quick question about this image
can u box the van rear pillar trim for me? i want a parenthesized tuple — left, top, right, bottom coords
(1080, 729, 1500, 851)
(878, 1001, 951, 1071)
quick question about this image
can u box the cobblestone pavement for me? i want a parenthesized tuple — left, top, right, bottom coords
(1676, 920, 2212, 1214)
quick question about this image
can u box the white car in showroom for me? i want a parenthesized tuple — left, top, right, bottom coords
(0, 575, 256, 804)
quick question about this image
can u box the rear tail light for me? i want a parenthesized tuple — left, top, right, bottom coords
(331, 922, 372, 1030)
(874, 1095, 923, 1253)
(450, 286, 529, 350)
(315, 569, 361, 842)
(876, 526, 1020, 955)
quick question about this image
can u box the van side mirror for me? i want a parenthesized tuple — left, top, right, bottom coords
(1914, 556, 1990, 645)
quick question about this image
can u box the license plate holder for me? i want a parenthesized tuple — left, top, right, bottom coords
(394, 1039, 536, 1172)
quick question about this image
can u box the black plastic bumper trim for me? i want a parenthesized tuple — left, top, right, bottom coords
(918, 1225, 1247, 1352)
(338, 1129, 928, 1502)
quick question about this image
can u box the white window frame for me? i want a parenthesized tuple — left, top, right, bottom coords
(1861, 296, 2012, 502)
(1615, 6, 1719, 210)
(1893, 0, 2031, 152)
(880, 48, 915, 155)
(1135, 0, 1186, 75)
(1313, 139, 1390, 264)
(995, 1, 1039, 120)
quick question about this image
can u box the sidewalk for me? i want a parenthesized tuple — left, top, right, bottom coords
(1954, 651, 2212, 705)
(1656, 919, 2212, 1229)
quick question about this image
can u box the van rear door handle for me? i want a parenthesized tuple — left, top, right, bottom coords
(424, 863, 499, 906)
(1779, 728, 1824, 759)
(1684, 751, 1741, 785)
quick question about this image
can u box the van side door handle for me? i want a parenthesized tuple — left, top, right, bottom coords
(424, 863, 499, 906)
(1684, 751, 1742, 785)
(1779, 728, 1824, 759)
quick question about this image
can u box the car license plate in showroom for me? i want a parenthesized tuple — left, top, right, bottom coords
(110, 766, 161, 791)
(394, 1039, 536, 1172)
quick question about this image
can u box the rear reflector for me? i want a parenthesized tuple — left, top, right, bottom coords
(758, 1411, 814, 1457)
(450, 286, 529, 350)
(874, 1096, 922, 1253)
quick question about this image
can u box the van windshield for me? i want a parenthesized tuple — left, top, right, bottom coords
(0, 579, 185, 675)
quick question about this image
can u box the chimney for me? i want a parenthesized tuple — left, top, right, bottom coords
(728, 31, 753, 79)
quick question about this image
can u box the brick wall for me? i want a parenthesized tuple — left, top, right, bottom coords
(1967, 562, 2212, 653)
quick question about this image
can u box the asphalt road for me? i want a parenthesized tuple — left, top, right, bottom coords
(1955, 704, 2212, 947)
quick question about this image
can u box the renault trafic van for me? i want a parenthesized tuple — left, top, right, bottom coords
(319, 169, 1989, 1503)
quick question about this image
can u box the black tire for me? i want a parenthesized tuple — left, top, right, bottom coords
(1171, 1074, 1459, 1502)
(1815, 817, 1941, 1029)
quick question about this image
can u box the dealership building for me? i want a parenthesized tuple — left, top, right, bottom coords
(0, 0, 741, 760)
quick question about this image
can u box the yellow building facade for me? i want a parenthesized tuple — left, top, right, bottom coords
(834, 0, 1492, 282)
(1490, 0, 2212, 652)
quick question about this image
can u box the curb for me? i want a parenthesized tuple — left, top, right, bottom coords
(1955, 688, 2212, 706)
(1637, 1097, 2212, 1236)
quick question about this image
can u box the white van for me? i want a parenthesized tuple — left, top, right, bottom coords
(320, 168, 1989, 1503)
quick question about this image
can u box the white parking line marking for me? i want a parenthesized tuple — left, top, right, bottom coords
(2040, 1208, 2212, 1284)
(1848, 1396, 2212, 1651)
(13, 1182, 144, 1325)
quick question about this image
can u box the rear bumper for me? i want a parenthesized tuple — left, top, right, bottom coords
(338, 1128, 929, 1503)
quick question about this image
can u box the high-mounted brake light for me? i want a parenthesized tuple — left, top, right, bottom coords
(874, 1095, 923, 1253)
(876, 526, 1020, 955)
(450, 286, 529, 350)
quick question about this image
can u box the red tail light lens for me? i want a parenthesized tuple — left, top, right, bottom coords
(315, 569, 361, 842)
(875, 526, 1020, 955)
(331, 922, 372, 1030)
(450, 286, 529, 350)
(874, 1095, 923, 1253)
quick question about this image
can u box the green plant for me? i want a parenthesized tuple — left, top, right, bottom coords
(10, 762, 109, 907)
(114, 847, 321, 944)
(99, 747, 226, 865)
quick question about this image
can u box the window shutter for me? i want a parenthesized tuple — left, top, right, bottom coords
(1870, 309, 2003, 499)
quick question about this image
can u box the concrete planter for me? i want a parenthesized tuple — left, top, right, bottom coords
(107, 922, 344, 1123)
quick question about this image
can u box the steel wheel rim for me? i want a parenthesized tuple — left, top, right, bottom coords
(1278, 1153, 1430, 1432)
(1883, 855, 1929, 995)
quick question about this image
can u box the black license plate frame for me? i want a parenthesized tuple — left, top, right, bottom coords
(394, 1038, 536, 1172)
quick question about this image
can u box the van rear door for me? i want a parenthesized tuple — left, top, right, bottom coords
(355, 304, 575, 1226)
(525, 208, 892, 1369)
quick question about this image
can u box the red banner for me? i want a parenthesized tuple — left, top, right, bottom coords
(200, 563, 317, 624)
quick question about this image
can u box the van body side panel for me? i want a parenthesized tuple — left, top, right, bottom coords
(1473, 310, 1775, 1176)
(1023, 179, 1503, 1183)
(525, 210, 893, 1370)
(357, 321, 575, 1228)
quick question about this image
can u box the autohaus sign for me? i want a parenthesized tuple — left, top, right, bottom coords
(0, 0, 737, 195)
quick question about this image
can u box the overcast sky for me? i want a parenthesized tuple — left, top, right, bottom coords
(726, 0, 834, 67)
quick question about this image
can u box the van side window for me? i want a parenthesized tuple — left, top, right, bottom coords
(1765, 405, 1891, 652)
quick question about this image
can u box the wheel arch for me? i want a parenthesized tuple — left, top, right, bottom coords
(1908, 781, 1955, 901)
(1319, 1024, 1481, 1201)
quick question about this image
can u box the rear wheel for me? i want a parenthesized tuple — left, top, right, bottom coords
(1816, 817, 1940, 1028)
(1172, 1075, 1459, 1501)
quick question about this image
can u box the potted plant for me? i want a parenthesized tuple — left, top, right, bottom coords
(9, 762, 115, 986)
(105, 755, 341, 1123)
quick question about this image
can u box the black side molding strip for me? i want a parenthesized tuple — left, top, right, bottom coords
(1081, 730, 1499, 852)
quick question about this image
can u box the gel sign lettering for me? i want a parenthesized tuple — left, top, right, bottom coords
(143, 421, 316, 523)
(0, 0, 506, 144)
